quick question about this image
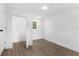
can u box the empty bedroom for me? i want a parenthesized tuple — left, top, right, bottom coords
(0, 3, 79, 56)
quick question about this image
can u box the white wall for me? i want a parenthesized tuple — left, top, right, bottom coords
(5, 14, 13, 49)
(32, 17, 44, 40)
(11, 16, 44, 48)
(5, 12, 44, 49)
(44, 8, 79, 52)
(26, 17, 44, 47)
(12, 16, 26, 43)
(0, 3, 6, 55)
(12, 16, 44, 42)
(26, 18, 32, 47)
(10, 11, 44, 40)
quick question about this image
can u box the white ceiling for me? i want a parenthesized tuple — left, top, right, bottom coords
(5, 3, 79, 17)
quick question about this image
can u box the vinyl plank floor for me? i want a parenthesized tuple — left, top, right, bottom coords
(1, 39, 79, 56)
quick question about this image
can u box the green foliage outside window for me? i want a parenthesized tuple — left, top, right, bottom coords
(33, 21, 37, 29)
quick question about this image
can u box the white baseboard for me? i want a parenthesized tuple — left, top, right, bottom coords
(44, 39, 79, 53)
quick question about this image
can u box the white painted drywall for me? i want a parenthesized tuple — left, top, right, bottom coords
(26, 18, 32, 47)
(5, 13, 44, 49)
(12, 16, 26, 43)
(32, 17, 44, 40)
(5, 14, 13, 49)
(0, 3, 6, 55)
(12, 16, 44, 42)
(11, 16, 44, 47)
(26, 17, 44, 47)
(44, 8, 79, 52)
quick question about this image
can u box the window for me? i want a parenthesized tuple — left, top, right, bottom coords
(32, 21, 37, 29)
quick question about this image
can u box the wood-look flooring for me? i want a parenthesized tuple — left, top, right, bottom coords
(1, 39, 79, 56)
